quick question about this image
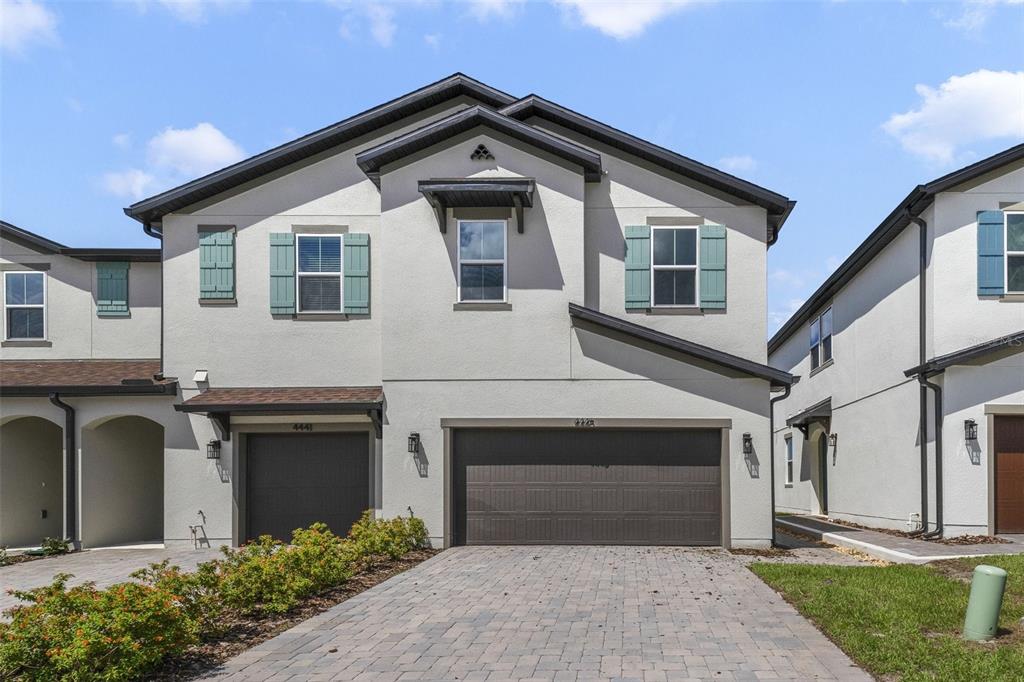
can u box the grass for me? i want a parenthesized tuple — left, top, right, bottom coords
(750, 555, 1024, 681)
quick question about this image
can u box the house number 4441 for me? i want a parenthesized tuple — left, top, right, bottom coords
(292, 423, 313, 431)
(574, 418, 596, 428)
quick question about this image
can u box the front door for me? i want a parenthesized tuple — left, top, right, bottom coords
(995, 417, 1024, 534)
(818, 434, 829, 516)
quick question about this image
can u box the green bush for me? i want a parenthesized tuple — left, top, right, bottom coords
(40, 537, 70, 556)
(344, 511, 429, 565)
(0, 547, 9, 567)
(0, 574, 197, 682)
(131, 560, 224, 636)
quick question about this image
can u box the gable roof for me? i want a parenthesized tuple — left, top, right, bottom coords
(568, 302, 796, 387)
(123, 73, 516, 227)
(904, 330, 1024, 378)
(1, 220, 159, 261)
(501, 95, 796, 244)
(768, 143, 1024, 355)
(355, 105, 603, 183)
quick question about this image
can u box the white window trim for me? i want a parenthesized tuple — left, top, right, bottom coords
(1005, 211, 1024, 294)
(295, 233, 344, 314)
(457, 219, 508, 303)
(785, 436, 794, 485)
(3, 271, 47, 340)
(810, 306, 833, 370)
(650, 226, 700, 308)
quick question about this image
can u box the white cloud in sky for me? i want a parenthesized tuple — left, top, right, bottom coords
(102, 122, 245, 200)
(769, 269, 805, 289)
(152, 0, 250, 24)
(717, 155, 757, 173)
(883, 70, 1024, 164)
(942, 0, 1023, 33)
(769, 298, 805, 333)
(365, 3, 396, 47)
(423, 32, 441, 50)
(113, 132, 132, 150)
(553, 0, 703, 39)
(0, 0, 58, 55)
(466, 0, 526, 21)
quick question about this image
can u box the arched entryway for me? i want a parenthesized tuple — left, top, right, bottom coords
(0, 416, 63, 548)
(81, 415, 164, 547)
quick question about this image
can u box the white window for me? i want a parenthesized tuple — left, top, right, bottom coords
(296, 235, 343, 313)
(785, 436, 794, 485)
(1006, 212, 1024, 293)
(651, 226, 699, 307)
(810, 307, 833, 370)
(4, 271, 46, 340)
(458, 220, 507, 302)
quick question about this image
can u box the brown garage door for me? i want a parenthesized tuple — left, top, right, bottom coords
(247, 433, 369, 542)
(995, 416, 1024, 534)
(453, 428, 721, 546)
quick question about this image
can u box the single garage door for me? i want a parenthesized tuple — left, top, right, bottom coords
(247, 432, 369, 542)
(995, 416, 1024, 534)
(453, 428, 721, 546)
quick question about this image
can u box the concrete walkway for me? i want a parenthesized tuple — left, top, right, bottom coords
(0, 546, 222, 615)
(204, 546, 870, 681)
(778, 515, 1024, 564)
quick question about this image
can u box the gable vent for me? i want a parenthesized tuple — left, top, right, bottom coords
(470, 144, 494, 161)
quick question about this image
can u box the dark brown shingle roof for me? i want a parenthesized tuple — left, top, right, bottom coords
(0, 359, 175, 395)
(178, 387, 383, 412)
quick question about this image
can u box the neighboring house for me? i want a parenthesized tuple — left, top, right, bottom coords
(1, 73, 796, 550)
(769, 144, 1024, 538)
(0, 221, 171, 549)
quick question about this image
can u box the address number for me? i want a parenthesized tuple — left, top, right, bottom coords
(292, 423, 313, 431)
(574, 418, 596, 428)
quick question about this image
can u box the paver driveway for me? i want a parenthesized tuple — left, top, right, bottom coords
(207, 546, 869, 681)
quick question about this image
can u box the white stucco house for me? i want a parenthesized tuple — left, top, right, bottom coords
(769, 144, 1024, 538)
(1, 73, 796, 550)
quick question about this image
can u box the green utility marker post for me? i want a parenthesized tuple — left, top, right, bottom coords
(963, 564, 1008, 641)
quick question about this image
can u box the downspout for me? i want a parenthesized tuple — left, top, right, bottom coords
(144, 222, 165, 378)
(49, 393, 78, 550)
(920, 373, 944, 539)
(769, 383, 793, 548)
(907, 212, 930, 536)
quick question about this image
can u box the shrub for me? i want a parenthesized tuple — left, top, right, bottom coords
(0, 547, 9, 567)
(40, 537, 70, 556)
(344, 511, 429, 566)
(131, 560, 224, 636)
(0, 574, 197, 682)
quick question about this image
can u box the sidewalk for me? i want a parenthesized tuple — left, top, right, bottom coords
(777, 514, 1024, 564)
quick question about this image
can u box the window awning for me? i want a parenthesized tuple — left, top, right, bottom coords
(418, 178, 535, 233)
(785, 397, 832, 437)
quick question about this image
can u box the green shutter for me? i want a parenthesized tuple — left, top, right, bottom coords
(343, 233, 370, 315)
(96, 261, 130, 317)
(269, 233, 295, 314)
(624, 225, 651, 310)
(199, 229, 235, 300)
(699, 224, 727, 309)
(978, 210, 1005, 297)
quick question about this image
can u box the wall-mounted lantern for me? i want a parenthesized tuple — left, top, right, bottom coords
(964, 419, 978, 443)
(206, 439, 221, 460)
(408, 432, 420, 454)
(742, 433, 753, 455)
(828, 433, 838, 447)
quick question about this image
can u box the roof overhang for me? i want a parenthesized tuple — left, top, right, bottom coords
(568, 302, 796, 388)
(0, 382, 178, 398)
(500, 95, 795, 244)
(785, 397, 832, 437)
(418, 177, 534, 233)
(904, 330, 1024, 378)
(355, 106, 603, 185)
(1, 221, 159, 261)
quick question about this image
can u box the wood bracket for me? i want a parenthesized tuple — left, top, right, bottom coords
(210, 412, 231, 441)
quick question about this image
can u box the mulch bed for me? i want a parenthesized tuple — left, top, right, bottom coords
(149, 548, 439, 681)
(0, 552, 52, 568)
(823, 518, 1010, 546)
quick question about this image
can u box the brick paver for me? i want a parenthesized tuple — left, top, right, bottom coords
(205, 546, 870, 681)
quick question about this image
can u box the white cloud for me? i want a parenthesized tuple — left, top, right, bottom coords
(769, 298, 805, 333)
(151, 0, 249, 24)
(101, 169, 157, 200)
(365, 3, 396, 46)
(0, 0, 58, 55)
(65, 96, 82, 113)
(883, 70, 1024, 164)
(113, 132, 132, 149)
(553, 0, 702, 39)
(769, 269, 805, 289)
(942, 0, 1023, 33)
(718, 154, 757, 173)
(466, 0, 526, 20)
(146, 122, 246, 177)
(423, 32, 441, 50)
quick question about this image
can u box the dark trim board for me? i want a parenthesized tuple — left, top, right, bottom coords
(905, 330, 1024, 377)
(1, 220, 159, 261)
(0, 382, 178, 397)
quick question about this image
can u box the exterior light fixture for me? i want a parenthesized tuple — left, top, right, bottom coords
(408, 432, 420, 454)
(964, 419, 978, 442)
(206, 440, 221, 460)
(828, 433, 838, 447)
(742, 433, 753, 455)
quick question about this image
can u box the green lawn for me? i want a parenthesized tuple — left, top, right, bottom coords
(750, 555, 1024, 681)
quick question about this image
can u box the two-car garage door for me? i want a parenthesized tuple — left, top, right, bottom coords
(453, 428, 722, 546)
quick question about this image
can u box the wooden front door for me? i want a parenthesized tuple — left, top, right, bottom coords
(995, 416, 1024, 534)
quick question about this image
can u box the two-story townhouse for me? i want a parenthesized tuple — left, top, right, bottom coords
(11, 73, 794, 551)
(769, 144, 1024, 538)
(0, 220, 172, 550)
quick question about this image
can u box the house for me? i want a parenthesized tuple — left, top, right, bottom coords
(769, 144, 1024, 537)
(0, 220, 172, 549)
(2, 73, 796, 550)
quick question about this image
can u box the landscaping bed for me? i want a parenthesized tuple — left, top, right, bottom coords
(822, 517, 1009, 546)
(0, 513, 432, 681)
(750, 554, 1024, 681)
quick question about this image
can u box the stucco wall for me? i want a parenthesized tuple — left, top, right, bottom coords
(0, 416, 63, 547)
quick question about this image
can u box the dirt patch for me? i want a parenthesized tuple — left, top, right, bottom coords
(824, 518, 1009, 546)
(729, 547, 791, 557)
(148, 548, 439, 681)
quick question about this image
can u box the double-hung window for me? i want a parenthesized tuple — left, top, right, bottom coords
(296, 235, 343, 313)
(651, 227, 698, 307)
(4, 271, 46, 340)
(458, 220, 507, 302)
(785, 436, 794, 485)
(810, 307, 833, 370)
(1006, 212, 1024, 293)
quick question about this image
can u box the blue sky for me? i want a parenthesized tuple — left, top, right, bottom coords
(2, 0, 1022, 332)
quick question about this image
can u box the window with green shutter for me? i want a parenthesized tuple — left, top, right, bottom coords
(199, 228, 235, 301)
(699, 224, 727, 309)
(343, 233, 370, 314)
(624, 225, 651, 309)
(96, 261, 130, 317)
(977, 210, 1005, 296)
(269, 233, 295, 314)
